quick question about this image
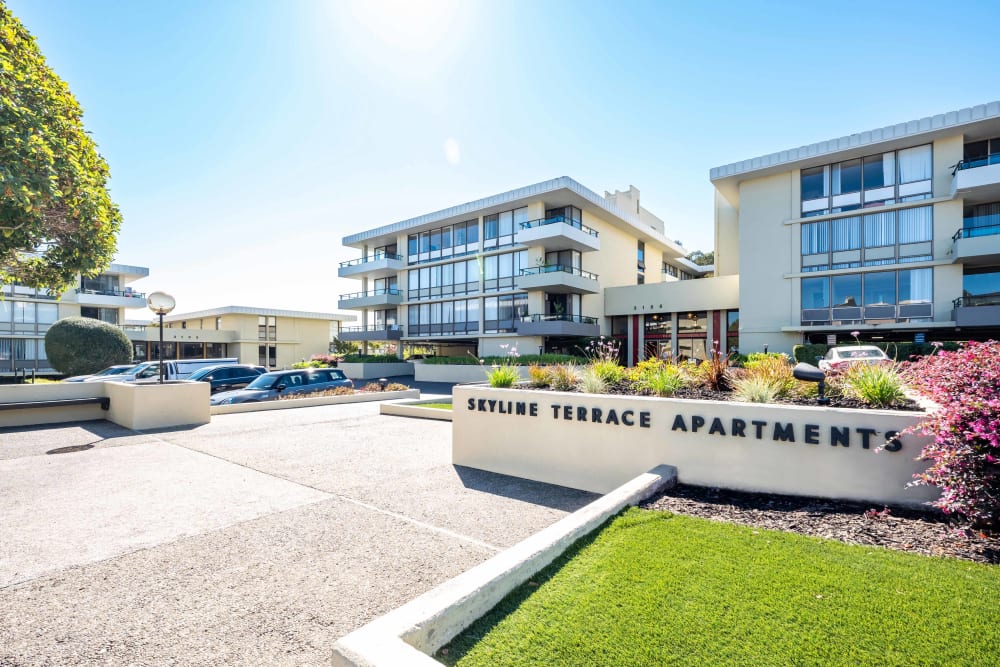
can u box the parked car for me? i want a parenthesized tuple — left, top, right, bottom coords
(818, 345, 889, 371)
(63, 364, 138, 382)
(186, 364, 267, 393)
(85, 358, 239, 383)
(210, 368, 354, 405)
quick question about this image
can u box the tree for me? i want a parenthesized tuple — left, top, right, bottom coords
(0, 4, 121, 292)
(686, 250, 715, 266)
(44, 316, 132, 376)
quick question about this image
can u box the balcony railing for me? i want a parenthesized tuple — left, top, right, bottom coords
(801, 302, 933, 325)
(76, 288, 146, 299)
(340, 324, 402, 333)
(953, 293, 1000, 308)
(953, 154, 1000, 175)
(519, 265, 599, 281)
(519, 215, 599, 238)
(527, 314, 599, 325)
(339, 253, 403, 268)
(953, 222, 1000, 241)
(338, 288, 403, 300)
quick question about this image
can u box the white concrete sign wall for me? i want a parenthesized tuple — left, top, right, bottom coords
(452, 386, 938, 508)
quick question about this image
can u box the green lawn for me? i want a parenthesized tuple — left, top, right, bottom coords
(439, 508, 1000, 667)
(419, 402, 453, 410)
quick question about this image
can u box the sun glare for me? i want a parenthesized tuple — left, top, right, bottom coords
(350, 0, 460, 52)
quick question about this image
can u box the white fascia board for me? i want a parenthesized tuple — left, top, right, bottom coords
(162, 305, 357, 323)
(342, 176, 689, 257)
(711, 100, 1000, 184)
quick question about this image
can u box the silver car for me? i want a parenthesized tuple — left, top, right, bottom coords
(210, 368, 354, 405)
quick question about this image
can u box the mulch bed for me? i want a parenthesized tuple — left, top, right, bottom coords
(641, 484, 999, 565)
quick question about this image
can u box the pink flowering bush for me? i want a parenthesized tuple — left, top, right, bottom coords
(903, 340, 1000, 527)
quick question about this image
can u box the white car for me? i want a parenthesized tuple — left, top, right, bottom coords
(63, 364, 138, 382)
(818, 345, 889, 372)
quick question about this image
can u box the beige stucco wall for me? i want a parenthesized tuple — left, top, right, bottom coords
(604, 275, 739, 316)
(104, 381, 210, 429)
(0, 383, 107, 427)
(714, 190, 740, 277)
(453, 386, 937, 507)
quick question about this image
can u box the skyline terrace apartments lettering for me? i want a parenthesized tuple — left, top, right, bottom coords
(466, 396, 903, 452)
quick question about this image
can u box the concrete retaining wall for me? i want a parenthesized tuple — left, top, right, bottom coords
(453, 386, 938, 508)
(212, 389, 420, 415)
(340, 362, 414, 380)
(379, 399, 453, 421)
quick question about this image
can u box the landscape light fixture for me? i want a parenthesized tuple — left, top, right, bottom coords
(147, 291, 176, 384)
(792, 362, 830, 406)
(378, 377, 388, 391)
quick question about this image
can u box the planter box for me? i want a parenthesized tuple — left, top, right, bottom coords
(453, 386, 938, 508)
(414, 364, 532, 384)
(339, 362, 414, 380)
(212, 389, 420, 415)
(380, 399, 453, 421)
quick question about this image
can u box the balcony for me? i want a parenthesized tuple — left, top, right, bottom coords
(952, 294, 1000, 327)
(515, 314, 600, 337)
(516, 265, 600, 295)
(952, 155, 1000, 203)
(952, 222, 1000, 265)
(515, 216, 601, 253)
(339, 324, 403, 342)
(75, 288, 147, 308)
(338, 253, 405, 279)
(801, 302, 933, 326)
(338, 288, 404, 310)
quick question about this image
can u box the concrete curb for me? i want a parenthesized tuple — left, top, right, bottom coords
(210, 389, 420, 415)
(379, 400, 453, 422)
(331, 464, 677, 666)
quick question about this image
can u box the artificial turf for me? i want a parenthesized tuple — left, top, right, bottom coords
(418, 402, 453, 410)
(439, 508, 1000, 667)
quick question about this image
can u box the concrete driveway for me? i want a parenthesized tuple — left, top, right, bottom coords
(0, 402, 596, 666)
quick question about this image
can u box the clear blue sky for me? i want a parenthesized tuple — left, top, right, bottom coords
(8, 0, 1000, 320)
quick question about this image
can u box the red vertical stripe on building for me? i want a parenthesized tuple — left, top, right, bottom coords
(632, 315, 640, 365)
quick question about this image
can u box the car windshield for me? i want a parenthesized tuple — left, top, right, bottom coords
(245, 374, 279, 390)
(96, 365, 133, 376)
(841, 348, 883, 359)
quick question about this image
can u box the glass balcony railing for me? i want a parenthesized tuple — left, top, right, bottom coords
(339, 253, 403, 268)
(519, 215, 599, 238)
(519, 264, 599, 281)
(338, 288, 402, 300)
(953, 293, 1000, 308)
(953, 220, 1000, 241)
(340, 324, 402, 333)
(954, 153, 1000, 173)
(76, 288, 146, 299)
(527, 314, 599, 325)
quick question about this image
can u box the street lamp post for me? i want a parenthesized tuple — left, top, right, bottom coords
(147, 291, 176, 384)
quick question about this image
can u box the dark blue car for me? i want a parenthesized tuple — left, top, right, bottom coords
(210, 367, 353, 405)
(187, 364, 268, 394)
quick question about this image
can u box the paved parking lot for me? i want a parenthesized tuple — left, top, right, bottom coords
(0, 402, 596, 666)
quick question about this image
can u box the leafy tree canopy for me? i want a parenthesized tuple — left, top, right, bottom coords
(686, 250, 715, 266)
(0, 4, 121, 292)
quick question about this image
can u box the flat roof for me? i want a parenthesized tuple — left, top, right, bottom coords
(161, 305, 357, 323)
(342, 176, 689, 257)
(710, 100, 1000, 184)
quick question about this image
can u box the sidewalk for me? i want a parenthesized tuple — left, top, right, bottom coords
(0, 402, 595, 666)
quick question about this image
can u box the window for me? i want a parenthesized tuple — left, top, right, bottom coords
(726, 310, 739, 354)
(864, 271, 896, 306)
(897, 206, 932, 244)
(802, 205, 932, 269)
(831, 216, 861, 251)
(801, 144, 931, 215)
(962, 267, 1000, 307)
(644, 313, 671, 336)
(801, 277, 830, 310)
(802, 222, 830, 254)
(637, 241, 645, 269)
(864, 211, 894, 248)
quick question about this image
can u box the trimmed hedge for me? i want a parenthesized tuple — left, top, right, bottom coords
(792, 344, 829, 364)
(342, 354, 405, 363)
(419, 354, 586, 366)
(45, 317, 132, 376)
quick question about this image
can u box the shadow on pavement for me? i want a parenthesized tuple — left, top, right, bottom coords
(454, 464, 598, 512)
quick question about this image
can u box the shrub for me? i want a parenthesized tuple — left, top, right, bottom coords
(480, 344, 521, 388)
(583, 337, 626, 385)
(792, 343, 829, 365)
(385, 382, 409, 391)
(731, 376, 781, 403)
(629, 359, 686, 397)
(527, 363, 550, 388)
(579, 368, 608, 394)
(549, 364, 580, 392)
(691, 347, 733, 391)
(421, 354, 585, 366)
(903, 341, 1000, 527)
(342, 354, 401, 363)
(45, 317, 132, 376)
(742, 354, 796, 398)
(833, 363, 905, 408)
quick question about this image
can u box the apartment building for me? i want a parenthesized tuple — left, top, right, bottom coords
(707, 100, 1000, 355)
(145, 306, 356, 369)
(0, 263, 149, 376)
(338, 177, 708, 357)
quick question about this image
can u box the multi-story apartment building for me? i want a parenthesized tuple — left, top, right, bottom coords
(708, 100, 1000, 355)
(0, 263, 149, 376)
(338, 177, 708, 357)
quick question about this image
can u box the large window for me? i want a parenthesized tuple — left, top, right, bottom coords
(962, 267, 1000, 307)
(801, 144, 932, 216)
(963, 201, 1000, 237)
(726, 310, 740, 355)
(406, 297, 480, 336)
(407, 220, 478, 264)
(483, 293, 528, 333)
(407, 258, 481, 300)
(801, 205, 932, 272)
(484, 207, 527, 250)
(800, 268, 932, 325)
